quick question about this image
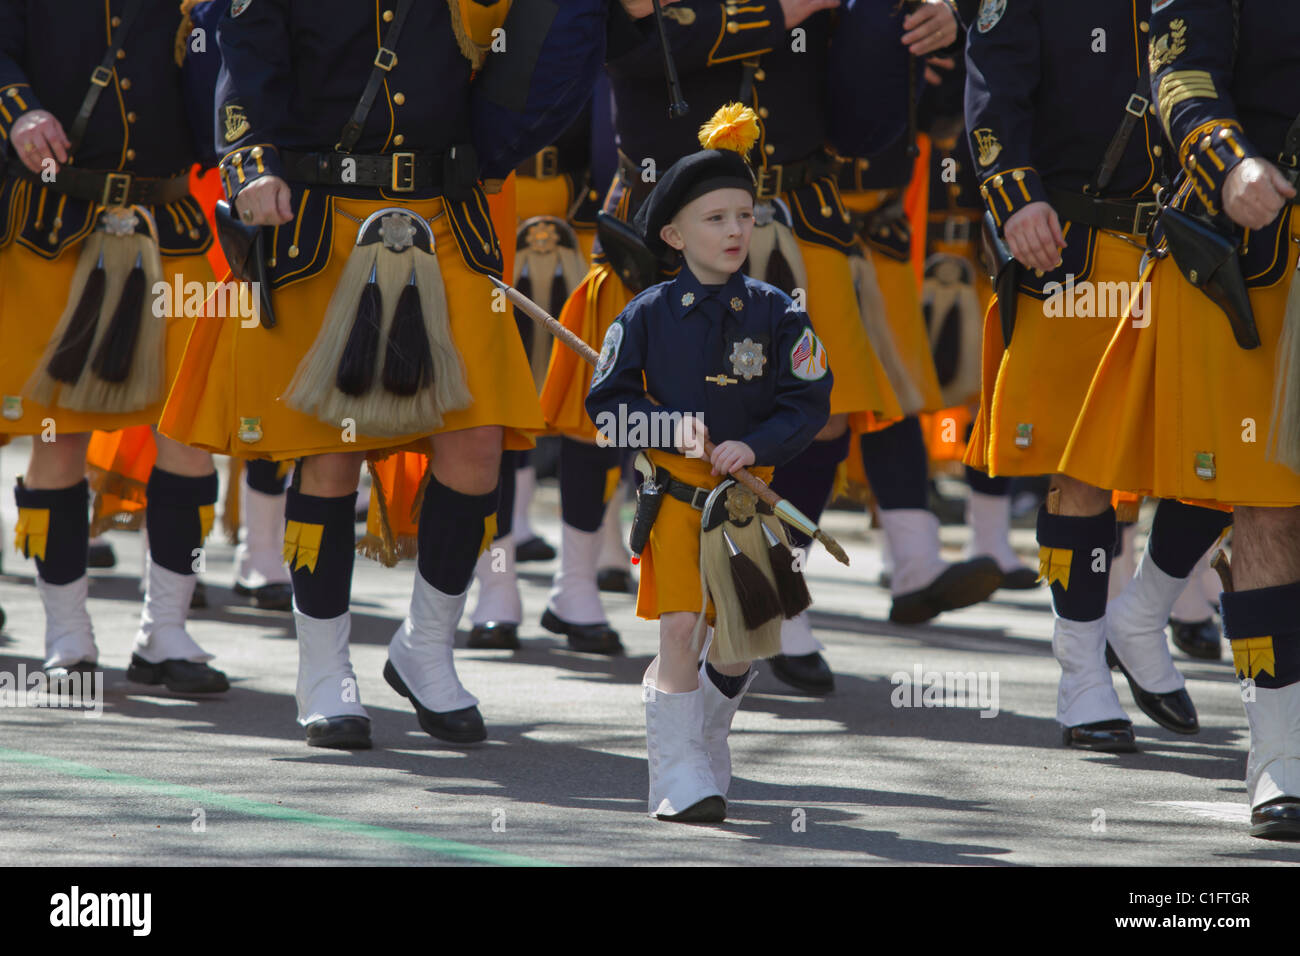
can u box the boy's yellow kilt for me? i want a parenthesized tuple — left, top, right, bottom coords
(159, 195, 543, 460)
(635, 448, 775, 621)
(0, 240, 210, 437)
(1061, 215, 1300, 507)
(965, 229, 1143, 478)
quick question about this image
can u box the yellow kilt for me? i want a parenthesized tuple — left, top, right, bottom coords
(159, 195, 543, 460)
(515, 174, 596, 262)
(0, 241, 209, 436)
(634, 449, 775, 620)
(966, 229, 1143, 477)
(1061, 216, 1300, 506)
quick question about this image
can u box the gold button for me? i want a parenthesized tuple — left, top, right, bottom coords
(127, 111, 136, 123)
(764, 144, 774, 155)
(268, 257, 277, 268)
(116, 49, 125, 60)
(857, 158, 870, 172)
(758, 107, 769, 118)
(980, 186, 989, 197)
(120, 78, 131, 89)
(393, 92, 405, 106)
(53, 217, 62, 228)
(992, 174, 1004, 188)
(126, 148, 135, 160)
(1202, 135, 1212, 149)
(5, 89, 17, 97)
(1012, 169, 1025, 181)
(288, 245, 300, 258)
(820, 205, 832, 217)
(189, 228, 200, 240)
(754, 69, 765, 82)
(231, 152, 243, 165)
(111, 15, 121, 26)
(840, 212, 851, 224)
(1187, 155, 1197, 168)
(251, 146, 263, 159)
(1152, 144, 1163, 157)
(393, 133, 405, 146)
(588, 190, 599, 201)
(47, 231, 58, 243)
(383, 9, 394, 22)
(726, 21, 739, 33)
(1139, 21, 1149, 32)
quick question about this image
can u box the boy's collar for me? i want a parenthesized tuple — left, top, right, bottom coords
(669, 263, 748, 319)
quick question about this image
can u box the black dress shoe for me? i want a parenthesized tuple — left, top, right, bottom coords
(87, 540, 117, 569)
(889, 557, 1002, 624)
(466, 621, 520, 650)
(305, 716, 372, 750)
(657, 796, 727, 823)
(1250, 798, 1300, 840)
(232, 581, 293, 611)
(43, 660, 97, 687)
(1062, 719, 1138, 752)
(771, 652, 834, 695)
(540, 608, 624, 655)
(515, 535, 557, 563)
(383, 659, 487, 744)
(1105, 643, 1199, 734)
(1170, 617, 1222, 661)
(999, 567, 1042, 591)
(190, 580, 208, 610)
(597, 567, 634, 594)
(126, 654, 229, 694)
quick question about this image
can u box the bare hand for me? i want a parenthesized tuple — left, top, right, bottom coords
(234, 175, 293, 227)
(10, 109, 70, 175)
(902, 0, 958, 57)
(676, 416, 710, 459)
(923, 54, 956, 86)
(779, 0, 840, 30)
(1003, 201, 1066, 273)
(1222, 157, 1296, 231)
(710, 440, 755, 476)
(618, 0, 679, 18)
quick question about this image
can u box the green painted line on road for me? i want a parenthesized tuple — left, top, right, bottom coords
(0, 747, 557, 867)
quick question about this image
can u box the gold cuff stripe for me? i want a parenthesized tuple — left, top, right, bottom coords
(1157, 70, 1218, 136)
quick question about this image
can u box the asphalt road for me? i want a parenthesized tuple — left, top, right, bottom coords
(0, 436, 1292, 867)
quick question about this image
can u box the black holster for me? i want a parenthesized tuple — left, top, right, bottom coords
(981, 211, 1020, 348)
(596, 211, 661, 294)
(1159, 205, 1260, 350)
(628, 474, 664, 557)
(214, 199, 277, 328)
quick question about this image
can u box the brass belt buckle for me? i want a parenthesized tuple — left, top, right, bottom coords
(101, 172, 132, 207)
(1126, 93, 1150, 117)
(374, 47, 398, 71)
(90, 66, 113, 88)
(534, 146, 559, 180)
(391, 152, 416, 192)
(689, 486, 709, 510)
(756, 164, 783, 200)
(1131, 200, 1158, 236)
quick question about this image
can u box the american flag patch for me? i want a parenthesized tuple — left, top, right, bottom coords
(790, 328, 827, 381)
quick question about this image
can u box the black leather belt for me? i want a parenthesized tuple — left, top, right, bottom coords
(8, 162, 190, 206)
(662, 473, 711, 510)
(280, 149, 442, 192)
(514, 145, 587, 181)
(928, 215, 980, 244)
(1046, 187, 1159, 237)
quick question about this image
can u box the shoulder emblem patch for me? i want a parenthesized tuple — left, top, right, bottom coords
(790, 328, 827, 382)
(231, 0, 252, 17)
(976, 0, 1006, 33)
(223, 103, 250, 143)
(972, 128, 1003, 168)
(1153, 0, 1176, 12)
(591, 322, 624, 389)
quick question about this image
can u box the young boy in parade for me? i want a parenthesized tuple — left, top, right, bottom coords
(586, 106, 832, 822)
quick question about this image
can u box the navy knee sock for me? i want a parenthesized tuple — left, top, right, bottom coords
(1147, 499, 1233, 578)
(285, 487, 357, 619)
(859, 416, 929, 511)
(14, 478, 88, 585)
(495, 451, 517, 539)
(245, 458, 289, 495)
(1037, 506, 1116, 622)
(1221, 581, 1300, 689)
(559, 436, 620, 532)
(965, 464, 1010, 497)
(417, 473, 499, 594)
(146, 468, 218, 576)
(769, 431, 851, 548)
(706, 662, 750, 698)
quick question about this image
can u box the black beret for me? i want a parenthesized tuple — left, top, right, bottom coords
(633, 149, 756, 258)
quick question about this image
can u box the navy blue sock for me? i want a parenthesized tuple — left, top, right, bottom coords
(859, 416, 929, 511)
(1221, 580, 1300, 689)
(14, 478, 88, 585)
(1113, 521, 1134, 560)
(769, 431, 850, 548)
(1147, 498, 1233, 578)
(145, 467, 218, 576)
(1036, 506, 1116, 622)
(706, 661, 749, 698)
(495, 450, 517, 539)
(285, 487, 356, 619)
(417, 473, 499, 594)
(965, 464, 1009, 496)
(559, 436, 620, 532)
(245, 458, 289, 495)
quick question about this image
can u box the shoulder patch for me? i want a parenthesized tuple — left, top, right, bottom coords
(1153, 0, 1176, 11)
(591, 322, 625, 388)
(231, 0, 252, 16)
(976, 0, 1006, 33)
(789, 327, 828, 382)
